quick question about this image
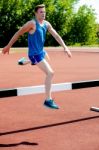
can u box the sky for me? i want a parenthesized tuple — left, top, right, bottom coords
(75, 0, 99, 23)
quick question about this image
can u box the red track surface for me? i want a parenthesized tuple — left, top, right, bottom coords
(0, 49, 99, 150)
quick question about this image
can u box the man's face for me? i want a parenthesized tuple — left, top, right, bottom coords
(35, 7, 46, 20)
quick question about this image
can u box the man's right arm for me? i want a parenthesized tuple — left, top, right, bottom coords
(2, 21, 34, 54)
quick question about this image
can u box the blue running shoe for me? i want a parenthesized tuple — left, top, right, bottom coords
(44, 99, 59, 109)
(18, 57, 27, 65)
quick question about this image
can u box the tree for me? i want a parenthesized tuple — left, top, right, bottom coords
(0, 0, 35, 47)
(0, 0, 79, 47)
(45, 0, 79, 46)
(1, 0, 97, 47)
(67, 5, 97, 45)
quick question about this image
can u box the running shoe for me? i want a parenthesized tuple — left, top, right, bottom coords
(44, 99, 59, 109)
(18, 57, 27, 65)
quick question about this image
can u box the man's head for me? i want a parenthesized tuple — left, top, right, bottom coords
(35, 4, 46, 21)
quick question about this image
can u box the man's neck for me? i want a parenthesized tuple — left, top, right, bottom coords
(36, 18, 44, 24)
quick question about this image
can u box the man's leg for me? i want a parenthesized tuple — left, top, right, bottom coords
(37, 59, 54, 100)
(36, 59, 59, 109)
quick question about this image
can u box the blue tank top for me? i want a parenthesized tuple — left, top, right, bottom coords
(28, 19, 47, 56)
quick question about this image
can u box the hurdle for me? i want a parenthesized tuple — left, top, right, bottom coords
(0, 79, 99, 98)
(90, 107, 99, 112)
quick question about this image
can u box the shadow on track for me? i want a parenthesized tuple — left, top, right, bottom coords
(0, 141, 38, 147)
(0, 115, 99, 137)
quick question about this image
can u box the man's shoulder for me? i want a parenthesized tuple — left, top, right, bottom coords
(28, 19, 36, 25)
(44, 20, 51, 28)
(44, 20, 50, 24)
(24, 20, 36, 30)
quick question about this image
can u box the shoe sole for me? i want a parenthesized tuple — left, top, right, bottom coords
(44, 103, 59, 109)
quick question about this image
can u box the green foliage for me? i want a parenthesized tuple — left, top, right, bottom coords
(67, 5, 97, 45)
(0, 0, 35, 47)
(0, 0, 97, 47)
(45, 0, 79, 46)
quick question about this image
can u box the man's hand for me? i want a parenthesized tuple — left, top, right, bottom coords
(2, 46, 10, 54)
(64, 47, 72, 58)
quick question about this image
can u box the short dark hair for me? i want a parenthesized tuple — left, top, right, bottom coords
(35, 4, 45, 12)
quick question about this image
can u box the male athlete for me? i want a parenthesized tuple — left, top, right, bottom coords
(2, 4, 72, 109)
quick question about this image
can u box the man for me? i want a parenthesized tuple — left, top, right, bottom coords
(2, 4, 72, 109)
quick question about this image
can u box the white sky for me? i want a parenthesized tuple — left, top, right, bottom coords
(75, 0, 99, 23)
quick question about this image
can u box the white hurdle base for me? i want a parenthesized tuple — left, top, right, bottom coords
(17, 82, 72, 96)
(0, 79, 99, 98)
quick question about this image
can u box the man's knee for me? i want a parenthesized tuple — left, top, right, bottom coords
(47, 70, 54, 78)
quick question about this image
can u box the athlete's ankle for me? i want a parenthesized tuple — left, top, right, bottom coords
(46, 97, 52, 101)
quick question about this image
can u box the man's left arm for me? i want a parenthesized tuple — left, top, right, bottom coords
(47, 22, 72, 57)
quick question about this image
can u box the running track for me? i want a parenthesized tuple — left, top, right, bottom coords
(0, 47, 99, 150)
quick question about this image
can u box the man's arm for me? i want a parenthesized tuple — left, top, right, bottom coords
(2, 21, 35, 54)
(47, 21, 72, 57)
